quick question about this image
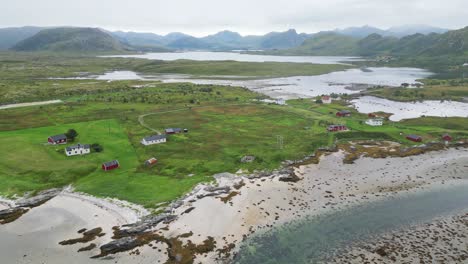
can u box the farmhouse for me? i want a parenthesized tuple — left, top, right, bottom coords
(165, 128, 182, 134)
(65, 143, 90, 156)
(141, 134, 167, 146)
(406, 134, 422, 142)
(48, 134, 67, 144)
(322, 96, 332, 104)
(145, 157, 158, 167)
(336, 110, 351, 117)
(365, 118, 383, 126)
(275, 98, 286, 105)
(102, 160, 119, 171)
(327, 125, 348, 132)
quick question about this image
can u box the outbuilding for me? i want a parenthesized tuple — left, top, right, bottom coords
(165, 128, 182, 134)
(327, 125, 348, 132)
(442, 134, 452, 142)
(102, 160, 119, 171)
(141, 135, 167, 146)
(145, 157, 158, 167)
(336, 110, 351, 117)
(406, 134, 422, 142)
(48, 134, 67, 145)
(65, 143, 90, 156)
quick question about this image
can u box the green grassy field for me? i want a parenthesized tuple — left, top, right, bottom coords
(1, 52, 467, 208)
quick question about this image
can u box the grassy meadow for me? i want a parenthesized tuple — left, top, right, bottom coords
(0, 52, 467, 207)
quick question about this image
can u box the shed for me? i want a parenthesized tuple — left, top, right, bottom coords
(327, 125, 348, 132)
(406, 134, 422, 142)
(165, 128, 182, 134)
(48, 134, 67, 145)
(442, 134, 452, 141)
(102, 160, 119, 171)
(336, 110, 351, 117)
(145, 157, 158, 167)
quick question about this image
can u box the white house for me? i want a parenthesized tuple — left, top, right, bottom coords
(141, 135, 167, 146)
(322, 96, 332, 104)
(65, 144, 91, 156)
(276, 98, 286, 105)
(365, 118, 384, 126)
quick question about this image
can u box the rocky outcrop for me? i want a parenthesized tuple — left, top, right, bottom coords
(0, 188, 61, 225)
(113, 214, 176, 238)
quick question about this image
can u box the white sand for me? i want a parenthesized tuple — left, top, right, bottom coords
(161, 148, 468, 262)
(0, 190, 159, 264)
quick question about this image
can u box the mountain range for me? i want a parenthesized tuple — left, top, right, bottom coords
(0, 24, 450, 52)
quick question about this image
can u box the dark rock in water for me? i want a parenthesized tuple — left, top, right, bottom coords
(59, 227, 104, 245)
(78, 243, 96, 252)
(113, 214, 176, 238)
(0, 207, 29, 224)
(96, 237, 140, 257)
(16, 189, 61, 208)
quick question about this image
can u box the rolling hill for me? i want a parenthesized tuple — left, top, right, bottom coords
(0, 26, 44, 50)
(12, 27, 128, 52)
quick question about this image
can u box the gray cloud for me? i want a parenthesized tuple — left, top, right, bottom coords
(1, 0, 467, 36)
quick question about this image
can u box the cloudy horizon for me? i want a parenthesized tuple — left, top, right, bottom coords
(1, 0, 468, 37)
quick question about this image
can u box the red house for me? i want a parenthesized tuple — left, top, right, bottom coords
(327, 125, 348, 132)
(144, 157, 158, 167)
(102, 160, 119, 171)
(48, 134, 67, 145)
(336, 110, 351, 117)
(442, 134, 452, 142)
(406, 134, 422, 142)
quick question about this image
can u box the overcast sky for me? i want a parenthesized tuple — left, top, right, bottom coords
(2, 0, 468, 36)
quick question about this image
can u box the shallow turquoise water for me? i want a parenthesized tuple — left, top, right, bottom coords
(234, 183, 468, 264)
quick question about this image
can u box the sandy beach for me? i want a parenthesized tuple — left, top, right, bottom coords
(158, 148, 468, 263)
(1, 148, 467, 263)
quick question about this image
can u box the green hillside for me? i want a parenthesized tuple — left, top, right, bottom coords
(12, 27, 128, 52)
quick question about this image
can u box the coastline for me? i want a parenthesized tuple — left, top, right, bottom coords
(1, 147, 467, 263)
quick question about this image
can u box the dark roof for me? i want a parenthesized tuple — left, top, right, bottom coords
(144, 135, 167, 141)
(50, 134, 67, 141)
(165, 128, 182, 133)
(338, 110, 351, 114)
(103, 160, 119, 167)
(65, 143, 90, 151)
(406, 134, 421, 139)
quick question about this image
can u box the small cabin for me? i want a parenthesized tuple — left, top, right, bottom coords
(165, 128, 182, 134)
(406, 134, 422, 142)
(65, 143, 90, 156)
(275, 98, 286, 105)
(442, 134, 452, 142)
(102, 160, 119, 171)
(48, 134, 67, 145)
(336, 110, 351, 117)
(365, 118, 383, 126)
(322, 96, 332, 104)
(141, 135, 167, 146)
(145, 157, 158, 167)
(327, 125, 348, 132)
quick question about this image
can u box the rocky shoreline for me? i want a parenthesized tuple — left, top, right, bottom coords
(1, 142, 467, 263)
